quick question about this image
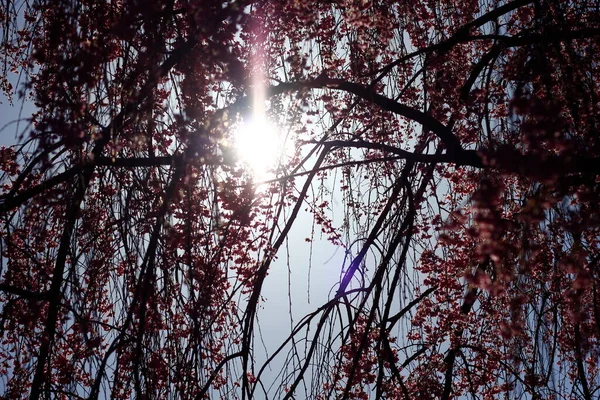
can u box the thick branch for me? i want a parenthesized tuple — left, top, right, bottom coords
(0, 166, 82, 215)
(323, 140, 479, 166)
(321, 139, 600, 177)
(278, 78, 464, 152)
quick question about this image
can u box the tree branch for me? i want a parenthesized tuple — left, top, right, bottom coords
(0, 283, 49, 300)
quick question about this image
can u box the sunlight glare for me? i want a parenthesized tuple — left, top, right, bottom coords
(234, 115, 284, 179)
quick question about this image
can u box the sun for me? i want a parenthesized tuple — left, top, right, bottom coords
(233, 115, 285, 179)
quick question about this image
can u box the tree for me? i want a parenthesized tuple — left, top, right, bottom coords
(0, 0, 599, 398)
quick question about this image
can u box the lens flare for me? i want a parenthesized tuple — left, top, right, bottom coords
(233, 114, 285, 179)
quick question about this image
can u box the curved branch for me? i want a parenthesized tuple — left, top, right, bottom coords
(373, 0, 536, 79)
(272, 78, 463, 152)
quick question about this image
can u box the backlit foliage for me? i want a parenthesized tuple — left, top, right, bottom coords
(0, 0, 599, 399)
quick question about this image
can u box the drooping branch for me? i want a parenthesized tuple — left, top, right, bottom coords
(242, 146, 330, 399)
(28, 14, 211, 398)
(373, 0, 536, 81)
(441, 259, 488, 400)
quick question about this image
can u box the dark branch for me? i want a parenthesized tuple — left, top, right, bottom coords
(0, 283, 49, 300)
